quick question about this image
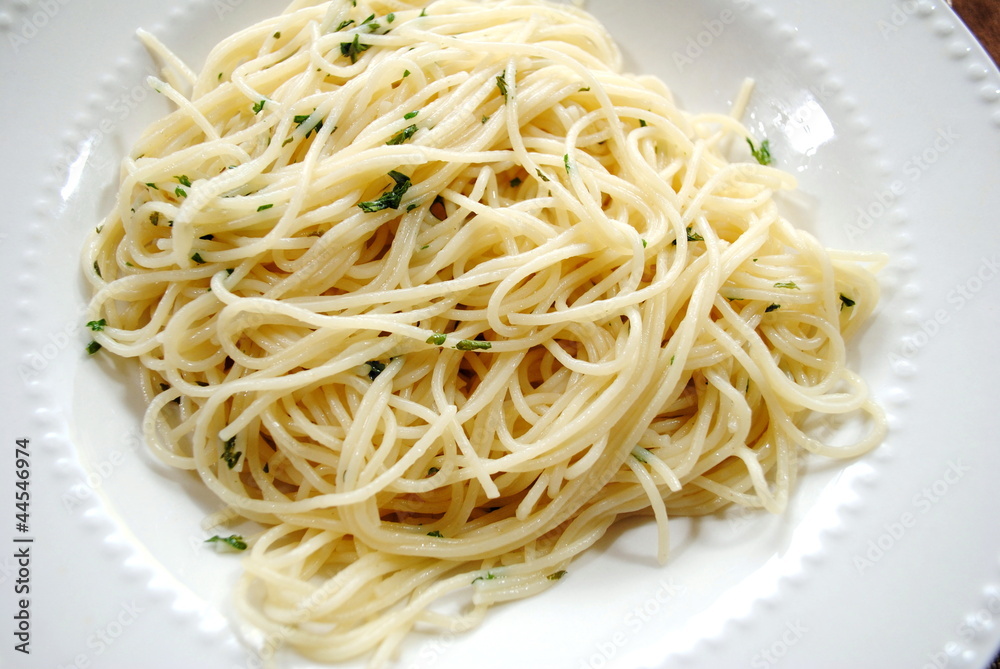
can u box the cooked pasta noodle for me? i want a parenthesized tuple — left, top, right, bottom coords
(82, 0, 886, 664)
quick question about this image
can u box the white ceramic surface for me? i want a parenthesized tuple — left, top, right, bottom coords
(1, 1, 998, 668)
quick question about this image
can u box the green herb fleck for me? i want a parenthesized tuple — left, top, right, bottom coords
(403, 110, 419, 120)
(366, 360, 386, 380)
(481, 115, 489, 123)
(402, 69, 410, 77)
(472, 572, 496, 584)
(175, 187, 187, 198)
(578, 86, 590, 92)
(191, 252, 206, 264)
(747, 138, 772, 165)
(387, 12, 395, 23)
(386, 124, 418, 145)
(686, 227, 704, 242)
(509, 177, 522, 188)
(426, 333, 447, 346)
(336, 19, 355, 31)
(563, 153, 571, 173)
(428, 467, 440, 476)
(93, 261, 102, 278)
(86, 319, 107, 332)
(205, 534, 247, 551)
(340, 34, 370, 63)
(145, 182, 159, 189)
(257, 204, 274, 212)
(150, 212, 160, 226)
(175, 175, 192, 187)
(639, 119, 647, 127)
(840, 294, 856, 310)
(765, 303, 781, 313)
(85, 341, 102, 355)
(455, 339, 491, 351)
(535, 169, 550, 183)
(495, 73, 509, 101)
(221, 436, 242, 469)
(273, 31, 281, 38)
(252, 99, 266, 114)
(358, 171, 412, 212)
(774, 281, 799, 290)
(547, 570, 568, 581)
(426, 530, 443, 538)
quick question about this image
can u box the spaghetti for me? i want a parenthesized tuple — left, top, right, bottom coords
(82, 0, 885, 664)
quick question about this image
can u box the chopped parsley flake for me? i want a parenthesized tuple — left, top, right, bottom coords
(93, 261, 101, 278)
(535, 169, 550, 182)
(336, 19, 355, 31)
(252, 99, 266, 114)
(495, 73, 509, 101)
(840, 294, 856, 310)
(402, 69, 410, 77)
(426, 333, 447, 346)
(221, 436, 242, 469)
(686, 227, 704, 242)
(175, 175, 192, 187)
(150, 212, 160, 226)
(639, 119, 647, 127)
(86, 319, 107, 332)
(765, 303, 781, 313)
(547, 570, 568, 581)
(774, 281, 799, 290)
(358, 171, 412, 212)
(340, 34, 370, 63)
(366, 360, 386, 380)
(747, 138, 772, 165)
(175, 187, 187, 198)
(510, 177, 522, 188)
(85, 341, 102, 355)
(386, 12, 395, 23)
(472, 572, 496, 584)
(191, 252, 206, 264)
(403, 110, 419, 120)
(386, 124, 418, 145)
(455, 339, 491, 351)
(273, 31, 281, 38)
(426, 530, 443, 537)
(563, 153, 570, 173)
(257, 204, 274, 212)
(145, 182, 158, 189)
(205, 534, 247, 551)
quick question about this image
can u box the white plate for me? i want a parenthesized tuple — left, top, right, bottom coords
(2, 1, 999, 667)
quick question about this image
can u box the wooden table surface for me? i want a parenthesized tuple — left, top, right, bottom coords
(952, 0, 1000, 64)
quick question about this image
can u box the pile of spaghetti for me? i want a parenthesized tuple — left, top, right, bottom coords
(83, 0, 885, 664)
